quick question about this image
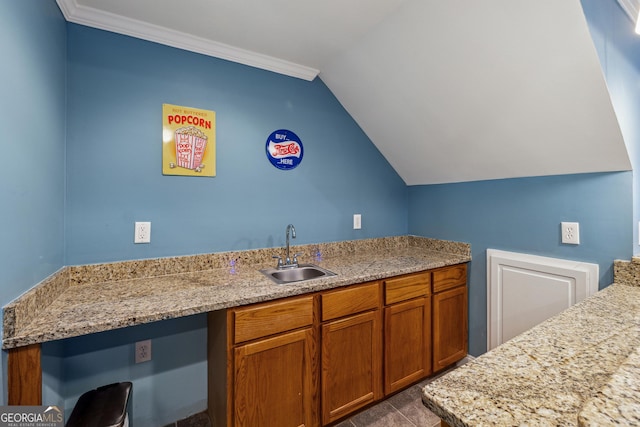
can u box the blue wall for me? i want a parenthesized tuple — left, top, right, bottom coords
(55, 315, 207, 427)
(581, 0, 640, 255)
(0, 0, 67, 404)
(407, 0, 640, 357)
(57, 22, 408, 426)
(65, 24, 407, 265)
(408, 172, 633, 356)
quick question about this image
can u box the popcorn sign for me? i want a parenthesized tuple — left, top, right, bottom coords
(162, 104, 216, 177)
(175, 126, 207, 170)
(266, 129, 304, 170)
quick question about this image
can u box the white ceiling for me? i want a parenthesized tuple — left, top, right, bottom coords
(56, 0, 408, 80)
(616, 0, 640, 23)
(57, 0, 632, 185)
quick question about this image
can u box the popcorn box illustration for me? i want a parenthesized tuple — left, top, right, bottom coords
(175, 126, 208, 170)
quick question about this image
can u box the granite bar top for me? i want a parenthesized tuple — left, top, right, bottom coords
(3, 235, 470, 349)
(423, 257, 640, 427)
(578, 344, 640, 426)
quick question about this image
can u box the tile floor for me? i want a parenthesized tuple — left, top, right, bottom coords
(166, 368, 455, 427)
(333, 376, 443, 427)
(164, 410, 211, 427)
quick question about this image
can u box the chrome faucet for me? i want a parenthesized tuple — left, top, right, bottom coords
(273, 224, 299, 269)
(285, 224, 296, 266)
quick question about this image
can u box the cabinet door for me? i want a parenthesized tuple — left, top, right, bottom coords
(321, 310, 382, 425)
(384, 296, 431, 394)
(432, 285, 468, 372)
(233, 328, 318, 427)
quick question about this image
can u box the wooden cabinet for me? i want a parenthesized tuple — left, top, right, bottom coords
(209, 295, 319, 427)
(233, 328, 316, 427)
(432, 264, 468, 372)
(383, 272, 432, 394)
(320, 282, 382, 425)
(208, 263, 468, 427)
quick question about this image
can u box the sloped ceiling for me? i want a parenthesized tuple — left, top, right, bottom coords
(321, 0, 632, 184)
(617, 0, 640, 23)
(57, 0, 631, 185)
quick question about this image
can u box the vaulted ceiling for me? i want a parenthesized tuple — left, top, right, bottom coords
(57, 0, 632, 185)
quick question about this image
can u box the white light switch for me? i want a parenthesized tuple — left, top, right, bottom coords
(353, 214, 362, 230)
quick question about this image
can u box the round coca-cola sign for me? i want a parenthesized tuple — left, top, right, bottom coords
(265, 129, 303, 170)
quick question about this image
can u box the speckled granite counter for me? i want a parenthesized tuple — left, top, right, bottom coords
(3, 235, 470, 349)
(423, 257, 640, 427)
(578, 344, 640, 426)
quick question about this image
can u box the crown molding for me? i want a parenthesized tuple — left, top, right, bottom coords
(55, 0, 319, 81)
(616, 0, 639, 23)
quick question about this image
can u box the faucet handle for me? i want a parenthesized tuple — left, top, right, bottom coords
(272, 255, 283, 268)
(293, 252, 303, 265)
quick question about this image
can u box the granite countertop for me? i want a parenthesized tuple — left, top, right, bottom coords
(422, 257, 640, 427)
(3, 236, 470, 349)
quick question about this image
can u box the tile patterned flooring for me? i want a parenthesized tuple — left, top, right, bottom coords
(164, 410, 211, 427)
(334, 377, 443, 427)
(166, 369, 453, 427)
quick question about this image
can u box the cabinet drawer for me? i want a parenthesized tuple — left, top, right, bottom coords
(432, 264, 467, 293)
(233, 295, 314, 344)
(384, 272, 430, 305)
(321, 282, 380, 321)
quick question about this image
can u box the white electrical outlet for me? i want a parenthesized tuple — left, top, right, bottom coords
(134, 221, 151, 244)
(353, 214, 362, 230)
(135, 339, 152, 363)
(561, 222, 580, 245)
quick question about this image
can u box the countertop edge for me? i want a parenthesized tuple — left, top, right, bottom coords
(421, 282, 640, 427)
(3, 236, 471, 349)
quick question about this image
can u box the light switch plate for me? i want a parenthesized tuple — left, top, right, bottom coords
(353, 214, 362, 230)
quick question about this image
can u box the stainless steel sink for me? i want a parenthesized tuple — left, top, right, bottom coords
(260, 264, 336, 285)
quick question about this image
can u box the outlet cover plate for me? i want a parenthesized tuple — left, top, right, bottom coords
(135, 339, 152, 363)
(561, 222, 580, 245)
(134, 222, 151, 244)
